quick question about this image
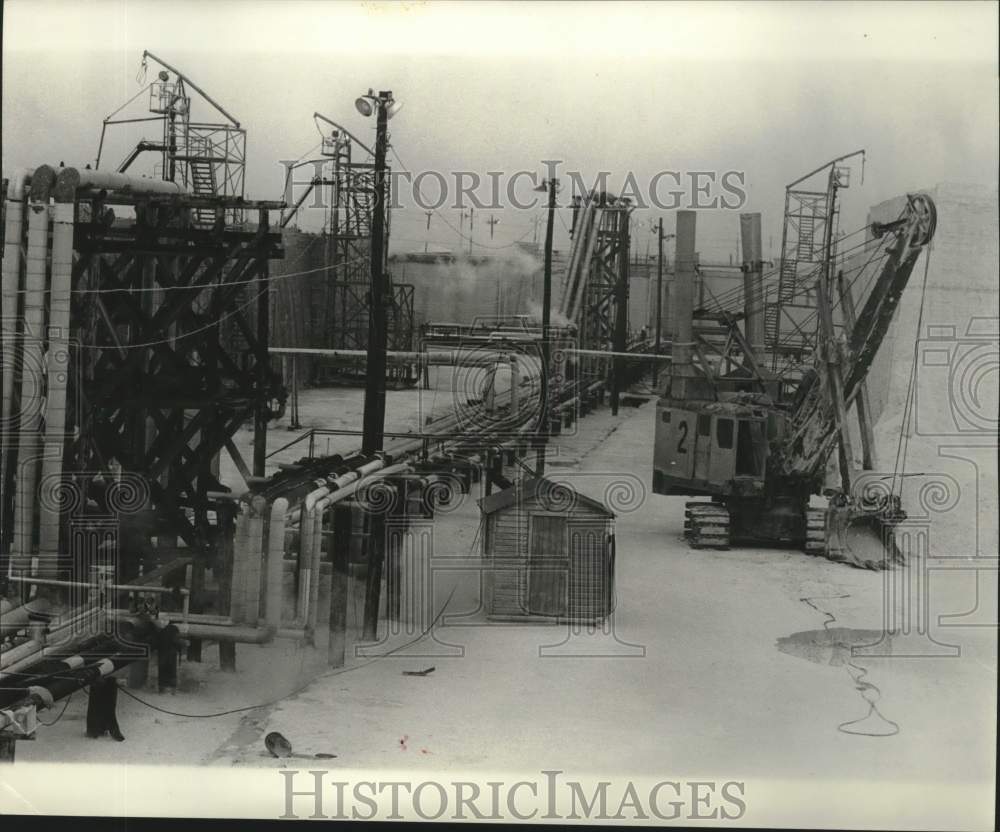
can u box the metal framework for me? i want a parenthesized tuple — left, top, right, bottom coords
(563, 192, 633, 389)
(767, 150, 865, 374)
(1, 167, 285, 586)
(97, 51, 247, 227)
(307, 123, 414, 385)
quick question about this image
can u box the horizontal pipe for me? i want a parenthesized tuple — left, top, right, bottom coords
(570, 347, 671, 361)
(1, 628, 91, 675)
(53, 167, 188, 201)
(0, 638, 45, 669)
(173, 621, 274, 643)
(6, 576, 188, 595)
(108, 612, 274, 644)
(1, 640, 137, 709)
(106, 609, 228, 626)
(0, 599, 52, 637)
(270, 345, 663, 364)
(269, 346, 509, 367)
(2, 604, 112, 670)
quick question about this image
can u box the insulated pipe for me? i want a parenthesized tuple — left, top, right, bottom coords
(0, 644, 132, 708)
(1, 170, 31, 496)
(268, 347, 506, 367)
(300, 460, 404, 627)
(0, 637, 48, 669)
(301, 460, 413, 637)
(243, 496, 266, 624)
(265, 498, 288, 631)
(0, 636, 112, 688)
(562, 198, 595, 319)
(11, 167, 57, 575)
(305, 507, 324, 637)
(36, 199, 75, 567)
(53, 167, 187, 200)
(0, 601, 97, 669)
(509, 355, 520, 415)
(0, 598, 52, 637)
(571, 203, 602, 322)
(172, 621, 274, 643)
(294, 505, 318, 625)
(229, 502, 250, 624)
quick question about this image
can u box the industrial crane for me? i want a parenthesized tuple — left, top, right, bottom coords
(652, 192, 937, 568)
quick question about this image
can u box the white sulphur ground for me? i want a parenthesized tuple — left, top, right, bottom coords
(12, 382, 997, 830)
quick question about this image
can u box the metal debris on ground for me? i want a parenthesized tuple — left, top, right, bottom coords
(264, 731, 336, 759)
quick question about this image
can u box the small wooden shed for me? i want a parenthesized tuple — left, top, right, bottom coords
(479, 477, 615, 623)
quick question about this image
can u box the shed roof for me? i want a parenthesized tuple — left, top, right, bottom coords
(478, 476, 614, 517)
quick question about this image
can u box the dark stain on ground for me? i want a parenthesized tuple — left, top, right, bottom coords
(777, 628, 889, 666)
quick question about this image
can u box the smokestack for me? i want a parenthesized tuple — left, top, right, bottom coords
(739, 212, 765, 359)
(672, 210, 697, 375)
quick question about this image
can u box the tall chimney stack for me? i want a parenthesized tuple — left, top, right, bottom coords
(672, 210, 697, 376)
(740, 212, 765, 360)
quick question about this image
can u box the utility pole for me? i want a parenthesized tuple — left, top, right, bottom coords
(468, 207, 474, 255)
(536, 178, 557, 476)
(654, 218, 664, 387)
(424, 210, 432, 253)
(361, 90, 392, 455)
(487, 214, 499, 239)
(610, 210, 629, 416)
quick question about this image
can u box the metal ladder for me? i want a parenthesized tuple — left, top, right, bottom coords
(188, 159, 217, 227)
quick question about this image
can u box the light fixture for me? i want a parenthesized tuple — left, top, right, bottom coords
(355, 89, 400, 120)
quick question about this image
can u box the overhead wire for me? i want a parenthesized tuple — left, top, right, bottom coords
(889, 243, 934, 498)
(389, 145, 542, 251)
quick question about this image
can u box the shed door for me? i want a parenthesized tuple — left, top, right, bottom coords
(568, 521, 611, 619)
(527, 515, 568, 616)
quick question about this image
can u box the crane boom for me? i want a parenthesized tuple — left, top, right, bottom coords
(779, 193, 937, 480)
(652, 178, 936, 569)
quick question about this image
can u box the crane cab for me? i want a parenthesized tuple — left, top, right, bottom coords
(652, 400, 773, 498)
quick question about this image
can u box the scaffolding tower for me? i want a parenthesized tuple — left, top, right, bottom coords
(767, 150, 865, 375)
(97, 50, 247, 227)
(310, 124, 415, 385)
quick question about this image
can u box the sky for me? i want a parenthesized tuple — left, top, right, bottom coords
(3, 0, 998, 262)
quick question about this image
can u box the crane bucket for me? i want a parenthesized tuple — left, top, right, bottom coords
(822, 493, 905, 570)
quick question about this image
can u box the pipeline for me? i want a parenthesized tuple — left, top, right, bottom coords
(0, 598, 53, 638)
(1, 169, 32, 526)
(0, 636, 138, 710)
(36, 194, 75, 565)
(52, 167, 187, 201)
(10, 167, 57, 574)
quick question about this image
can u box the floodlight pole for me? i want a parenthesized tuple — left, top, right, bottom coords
(653, 223, 674, 387)
(362, 91, 392, 455)
(536, 177, 557, 476)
